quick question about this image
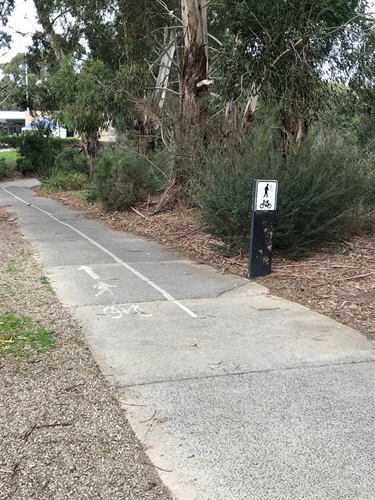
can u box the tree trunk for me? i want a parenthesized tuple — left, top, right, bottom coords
(180, 0, 209, 116)
(155, 28, 176, 111)
(33, 0, 64, 62)
(80, 132, 100, 179)
(136, 29, 177, 153)
(154, 1, 210, 212)
(242, 91, 258, 135)
(281, 117, 308, 157)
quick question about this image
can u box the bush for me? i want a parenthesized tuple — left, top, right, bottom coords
(93, 149, 161, 210)
(14, 132, 79, 177)
(193, 130, 375, 259)
(16, 132, 57, 177)
(42, 171, 89, 193)
(54, 147, 87, 174)
(0, 136, 23, 148)
(0, 158, 12, 180)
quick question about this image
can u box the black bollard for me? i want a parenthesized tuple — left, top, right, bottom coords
(249, 180, 278, 278)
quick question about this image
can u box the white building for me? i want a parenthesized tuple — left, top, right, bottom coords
(0, 110, 26, 135)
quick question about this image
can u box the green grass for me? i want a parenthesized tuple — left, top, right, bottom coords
(0, 150, 20, 163)
(6, 260, 20, 272)
(40, 275, 56, 295)
(0, 313, 54, 357)
(41, 171, 89, 193)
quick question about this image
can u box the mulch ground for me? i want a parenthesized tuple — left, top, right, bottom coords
(39, 190, 375, 341)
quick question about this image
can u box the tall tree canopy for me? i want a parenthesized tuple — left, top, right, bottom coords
(0, 0, 14, 49)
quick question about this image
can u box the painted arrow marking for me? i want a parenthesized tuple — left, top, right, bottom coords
(94, 282, 117, 296)
(79, 266, 118, 296)
(79, 265, 101, 280)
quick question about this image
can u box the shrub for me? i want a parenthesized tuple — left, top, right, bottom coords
(85, 184, 100, 203)
(42, 171, 89, 193)
(15, 132, 79, 177)
(16, 131, 57, 177)
(93, 149, 161, 210)
(0, 158, 12, 180)
(0, 136, 23, 148)
(54, 147, 87, 174)
(193, 130, 375, 259)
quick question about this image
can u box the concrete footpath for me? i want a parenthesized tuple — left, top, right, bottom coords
(1, 179, 375, 500)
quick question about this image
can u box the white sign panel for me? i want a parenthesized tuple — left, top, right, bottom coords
(254, 180, 278, 211)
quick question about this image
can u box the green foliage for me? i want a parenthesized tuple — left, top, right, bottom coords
(218, 0, 370, 128)
(274, 134, 374, 257)
(193, 127, 375, 259)
(0, 136, 23, 148)
(85, 184, 100, 203)
(0, 158, 12, 180)
(49, 57, 113, 136)
(94, 149, 161, 210)
(54, 147, 87, 173)
(16, 131, 57, 176)
(0, 53, 28, 110)
(0, 313, 54, 357)
(0, 1, 14, 49)
(42, 171, 89, 193)
(15, 132, 78, 177)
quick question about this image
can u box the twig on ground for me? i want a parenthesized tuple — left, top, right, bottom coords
(148, 462, 173, 473)
(130, 206, 150, 220)
(173, 224, 207, 240)
(122, 402, 147, 407)
(63, 382, 84, 392)
(140, 410, 157, 423)
(0, 468, 14, 474)
(36, 421, 73, 429)
(23, 422, 38, 441)
(344, 272, 374, 280)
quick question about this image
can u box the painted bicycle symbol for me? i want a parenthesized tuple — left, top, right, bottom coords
(103, 304, 152, 319)
(259, 199, 272, 209)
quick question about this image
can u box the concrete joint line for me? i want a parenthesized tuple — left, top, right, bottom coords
(2, 186, 197, 318)
(123, 358, 375, 389)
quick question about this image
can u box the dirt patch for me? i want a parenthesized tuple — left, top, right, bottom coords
(41, 190, 375, 341)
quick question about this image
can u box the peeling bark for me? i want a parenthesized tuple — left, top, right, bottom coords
(281, 117, 308, 157)
(242, 93, 258, 135)
(180, 0, 209, 115)
(136, 29, 177, 153)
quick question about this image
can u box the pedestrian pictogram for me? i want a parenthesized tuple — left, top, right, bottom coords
(254, 180, 278, 211)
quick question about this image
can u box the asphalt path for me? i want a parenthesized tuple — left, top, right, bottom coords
(1, 179, 375, 500)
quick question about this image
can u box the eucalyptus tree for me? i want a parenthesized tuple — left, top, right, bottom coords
(0, 53, 26, 109)
(0, 0, 14, 49)
(218, 0, 371, 150)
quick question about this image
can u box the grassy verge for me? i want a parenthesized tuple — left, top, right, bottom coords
(0, 150, 20, 163)
(0, 313, 54, 357)
(0, 151, 21, 180)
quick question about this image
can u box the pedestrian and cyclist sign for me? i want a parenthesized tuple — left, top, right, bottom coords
(254, 180, 278, 211)
(249, 179, 278, 278)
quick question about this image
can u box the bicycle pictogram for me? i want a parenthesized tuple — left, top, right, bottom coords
(259, 199, 272, 209)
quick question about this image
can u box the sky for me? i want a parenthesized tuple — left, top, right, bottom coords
(1, 0, 375, 65)
(0, 0, 39, 64)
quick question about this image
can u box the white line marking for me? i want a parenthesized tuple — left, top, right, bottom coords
(2, 186, 198, 318)
(79, 265, 101, 280)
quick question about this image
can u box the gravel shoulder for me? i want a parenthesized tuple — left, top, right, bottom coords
(0, 207, 172, 499)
